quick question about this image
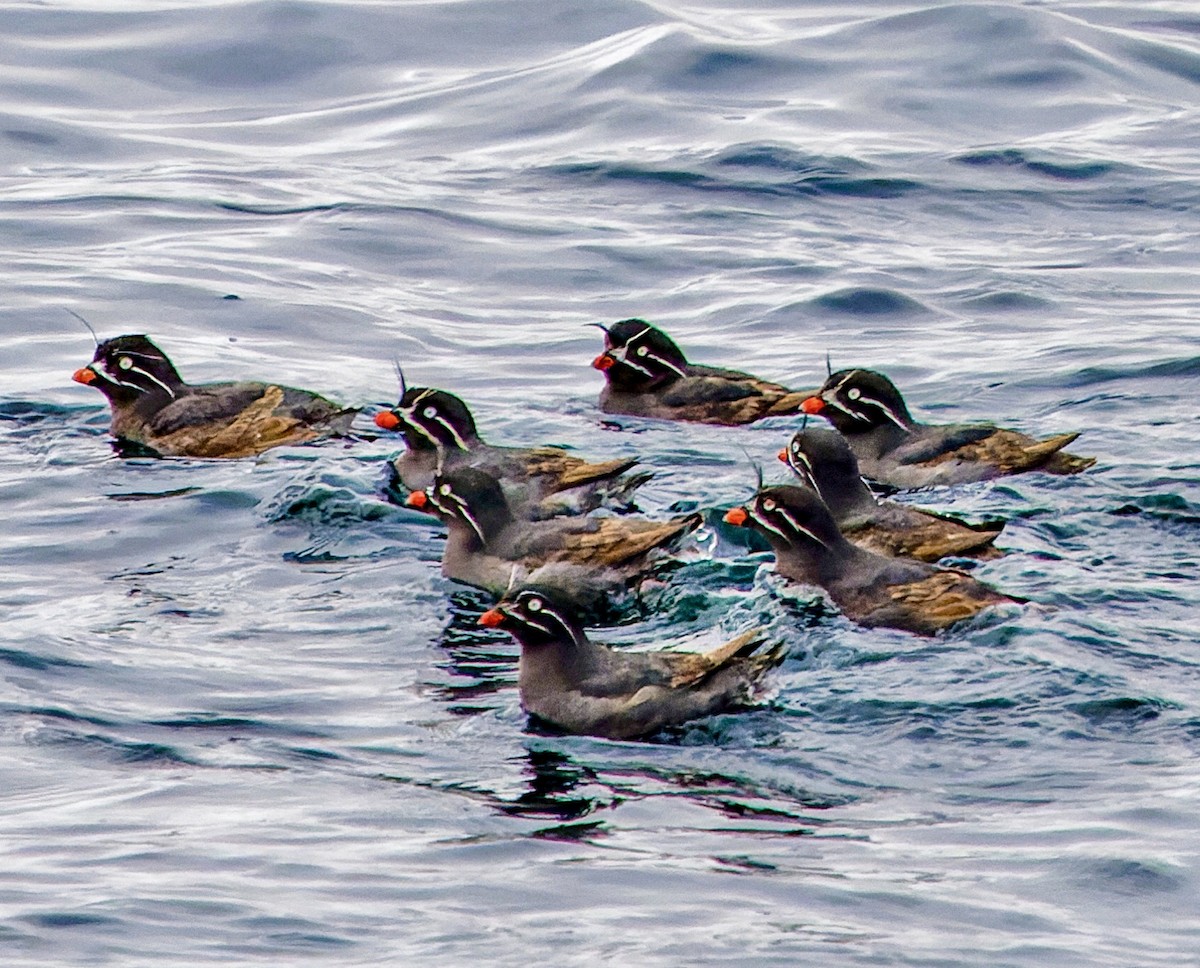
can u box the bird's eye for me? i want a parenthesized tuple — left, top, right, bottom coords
(791, 441, 801, 453)
(762, 498, 776, 512)
(526, 597, 542, 612)
(847, 387, 861, 401)
(439, 484, 452, 496)
(118, 357, 133, 370)
(423, 406, 437, 418)
(636, 346, 648, 357)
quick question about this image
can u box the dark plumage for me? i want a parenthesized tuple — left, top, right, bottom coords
(800, 368, 1095, 488)
(592, 319, 813, 425)
(72, 335, 356, 458)
(779, 427, 1005, 561)
(375, 385, 649, 517)
(479, 586, 783, 740)
(408, 466, 700, 614)
(724, 483, 1019, 635)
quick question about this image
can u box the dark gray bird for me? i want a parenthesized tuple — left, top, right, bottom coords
(479, 585, 784, 740)
(375, 384, 649, 517)
(779, 426, 1005, 561)
(724, 482, 1019, 636)
(591, 318, 813, 425)
(407, 466, 700, 614)
(801, 368, 1095, 488)
(73, 334, 356, 458)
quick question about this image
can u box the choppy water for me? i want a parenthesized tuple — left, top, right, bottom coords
(3, 1, 1199, 964)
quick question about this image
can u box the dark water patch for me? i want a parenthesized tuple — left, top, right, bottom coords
(145, 713, 331, 739)
(604, 763, 855, 813)
(262, 932, 355, 950)
(546, 158, 923, 201)
(812, 177, 922, 198)
(0, 648, 88, 672)
(956, 290, 1053, 312)
(1069, 696, 1177, 727)
(11, 705, 115, 727)
(712, 146, 925, 197)
(677, 48, 797, 89)
(5, 127, 57, 147)
(1067, 857, 1186, 896)
(1108, 494, 1200, 528)
(263, 482, 397, 525)
(1057, 355, 1200, 387)
(0, 401, 95, 423)
(107, 486, 203, 502)
(955, 148, 1117, 181)
(227, 917, 358, 952)
(216, 201, 347, 216)
(23, 911, 121, 929)
(288, 745, 345, 763)
(528, 819, 607, 842)
(495, 749, 614, 822)
(36, 728, 198, 766)
(550, 161, 717, 189)
(715, 144, 850, 174)
(809, 288, 929, 317)
(981, 65, 1085, 89)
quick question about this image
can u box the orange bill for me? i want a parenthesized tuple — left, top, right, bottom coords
(723, 507, 748, 526)
(478, 608, 505, 628)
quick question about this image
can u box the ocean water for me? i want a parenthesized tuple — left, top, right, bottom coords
(2, 1, 1199, 964)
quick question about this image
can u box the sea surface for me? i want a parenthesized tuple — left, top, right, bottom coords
(2, 1, 1199, 965)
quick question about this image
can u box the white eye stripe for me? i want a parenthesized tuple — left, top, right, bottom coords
(625, 326, 654, 349)
(610, 350, 655, 378)
(853, 393, 909, 430)
(641, 350, 686, 378)
(406, 419, 442, 448)
(776, 508, 830, 549)
(821, 393, 871, 422)
(90, 366, 146, 393)
(110, 350, 165, 362)
(791, 448, 813, 472)
(517, 615, 553, 635)
(515, 600, 575, 639)
(128, 364, 176, 398)
(433, 415, 469, 450)
(748, 506, 789, 541)
(458, 506, 486, 544)
(786, 449, 817, 488)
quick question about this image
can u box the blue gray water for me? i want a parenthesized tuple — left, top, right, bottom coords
(2, 1, 1199, 964)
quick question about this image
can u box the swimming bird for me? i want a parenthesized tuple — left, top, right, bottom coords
(375, 384, 649, 517)
(408, 466, 700, 612)
(591, 318, 812, 425)
(799, 368, 1095, 488)
(723, 482, 1018, 635)
(779, 426, 1005, 561)
(478, 585, 783, 740)
(72, 335, 356, 458)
